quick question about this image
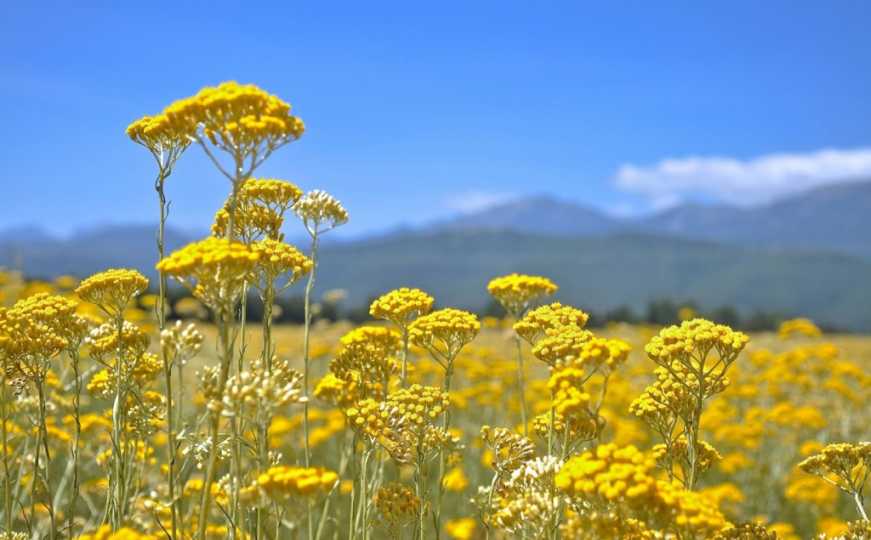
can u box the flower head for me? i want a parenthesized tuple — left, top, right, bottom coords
(409, 308, 480, 362)
(156, 237, 259, 309)
(76, 269, 148, 317)
(514, 302, 589, 344)
(162, 81, 304, 174)
(487, 273, 558, 316)
(293, 190, 349, 236)
(370, 287, 435, 329)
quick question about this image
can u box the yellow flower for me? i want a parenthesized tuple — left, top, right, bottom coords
(442, 466, 469, 492)
(370, 287, 435, 329)
(487, 273, 558, 316)
(75, 269, 148, 317)
(445, 517, 477, 540)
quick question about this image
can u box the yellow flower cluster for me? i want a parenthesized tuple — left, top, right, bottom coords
(162, 81, 304, 155)
(514, 301, 589, 344)
(250, 238, 312, 283)
(713, 522, 779, 539)
(240, 178, 303, 210)
(1, 293, 83, 363)
(556, 443, 658, 502)
(75, 268, 148, 316)
(156, 237, 259, 308)
(557, 444, 729, 537)
(212, 178, 302, 241)
(253, 465, 338, 501)
(645, 318, 749, 372)
(409, 308, 480, 360)
(798, 442, 871, 494)
(487, 273, 558, 316)
(330, 326, 400, 399)
(372, 483, 420, 525)
(369, 287, 435, 328)
(386, 384, 450, 428)
(530, 327, 595, 367)
(126, 114, 190, 156)
(778, 317, 823, 339)
(76, 525, 159, 540)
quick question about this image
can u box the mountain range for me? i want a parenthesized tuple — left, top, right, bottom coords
(433, 180, 871, 258)
(1, 180, 870, 329)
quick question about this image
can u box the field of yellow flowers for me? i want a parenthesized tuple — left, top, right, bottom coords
(0, 82, 868, 540)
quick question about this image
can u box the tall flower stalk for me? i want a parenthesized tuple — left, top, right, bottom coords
(127, 112, 189, 540)
(487, 274, 557, 436)
(292, 190, 348, 538)
(409, 308, 479, 539)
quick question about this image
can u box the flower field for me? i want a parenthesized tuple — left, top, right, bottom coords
(0, 82, 868, 540)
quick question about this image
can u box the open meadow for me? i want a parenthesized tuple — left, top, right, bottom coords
(1, 74, 870, 540)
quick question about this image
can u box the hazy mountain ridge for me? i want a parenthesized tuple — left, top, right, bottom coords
(2, 181, 870, 329)
(430, 180, 871, 257)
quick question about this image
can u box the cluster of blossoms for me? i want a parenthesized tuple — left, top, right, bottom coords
(409, 308, 481, 365)
(514, 302, 590, 344)
(212, 178, 303, 241)
(161, 81, 305, 168)
(369, 288, 434, 329)
(156, 237, 260, 308)
(243, 465, 338, 503)
(372, 483, 421, 530)
(75, 268, 149, 317)
(487, 273, 558, 316)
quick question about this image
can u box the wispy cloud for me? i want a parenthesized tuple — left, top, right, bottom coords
(444, 190, 518, 214)
(615, 147, 871, 207)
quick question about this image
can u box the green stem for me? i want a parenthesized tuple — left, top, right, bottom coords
(302, 232, 319, 540)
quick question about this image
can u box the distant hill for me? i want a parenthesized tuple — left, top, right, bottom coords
(313, 230, 871, 330)
(420, 180, 871, 258)
(430, 195, 621, 236)
(640, 180, 871, 257)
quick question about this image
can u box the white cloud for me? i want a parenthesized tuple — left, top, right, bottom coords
(444, 191, 518, 214)
(615, 147, 871, 206)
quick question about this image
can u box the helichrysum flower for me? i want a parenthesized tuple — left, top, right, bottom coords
(162, 81, 304, 164)
(778, 317, 823, 339)
(645, 318, 749, 374)
(514, 302, 589, 344)
(798, 442, 871, 494)
(212, 178, 303, 241)
(293, 189, 349, 235)
(76, 525, 160, 540)
(76, 268, 149, 317)
(126, 113, 190, 168)
(156, 237, 259, 309)
(409, 308, 480, 362)
(714, 521, 779, 539)
(330, 326, 401, 399)
(250, 465, 338, 502)
(369, 287, 435, 329)
(250, 238, 312, 290)
(530, 327, 594, 367)
(487, 273, 558, 316)
(373, 483, 420, 527)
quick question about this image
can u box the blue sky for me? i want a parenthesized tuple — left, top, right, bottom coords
(2, 1, 870, 237)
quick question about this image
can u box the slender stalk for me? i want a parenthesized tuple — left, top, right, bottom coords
(514, 334, 527, 436)
(433, 358, 455, 540)
(67, 350, 83, 537)
(302, 231, 320, 540)
(155, 172, 179, 540)
(196, 305, 235, 540)
(35, 378, 56, 540)
(853, 491, 868, 521)
(2, 369, 12, 536)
